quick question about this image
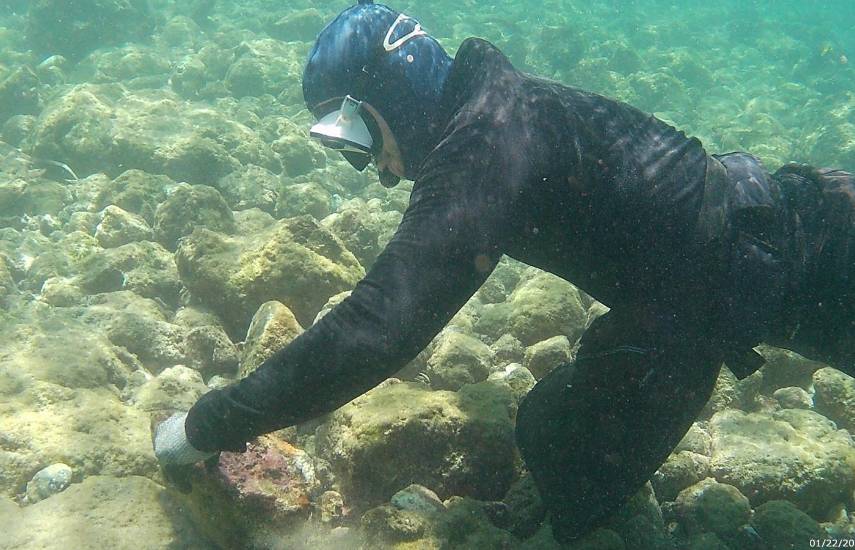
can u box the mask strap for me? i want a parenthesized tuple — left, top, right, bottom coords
(383, 13, 427, 52)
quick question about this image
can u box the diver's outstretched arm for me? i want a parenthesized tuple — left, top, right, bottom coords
(515, 307, 724, 542)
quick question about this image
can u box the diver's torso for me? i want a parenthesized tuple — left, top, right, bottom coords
(446, 40, 712, 308)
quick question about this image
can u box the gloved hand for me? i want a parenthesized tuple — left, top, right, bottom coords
(154, 412, 216, 466)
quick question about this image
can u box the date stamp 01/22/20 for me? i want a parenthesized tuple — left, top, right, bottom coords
(811, 540, 855, 548)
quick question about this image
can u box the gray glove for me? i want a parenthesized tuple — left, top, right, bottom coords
(154, 412, 216, 466)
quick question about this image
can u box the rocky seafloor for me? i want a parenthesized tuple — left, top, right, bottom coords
(0, 0, 853, 549)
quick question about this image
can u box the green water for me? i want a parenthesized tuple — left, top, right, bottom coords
(0, 1, 854, 549)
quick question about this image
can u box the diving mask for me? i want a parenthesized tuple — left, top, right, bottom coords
(310, 95, 377, 170)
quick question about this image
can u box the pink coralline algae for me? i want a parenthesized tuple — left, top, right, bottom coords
(202, 435, 314, 519)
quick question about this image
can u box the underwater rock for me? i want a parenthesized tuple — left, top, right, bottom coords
(426, 330, 492, 391)
(490, 333, 525, 368)
(523, 335, 572, 380)
(0, 475, 205, 550)
(0, 381, 155, 497)
(708, 408, 855, 518)
(94, 170, 177, 225)
(653, 451, 711, 503)
(0, 177, 71, 220)
(25, 463, 72, 504)
(29, 84, 280, 181)
(269, 117, 328, 177)
(184, 326, 239, 379)
(756, 345, 825, 393)
(129, 365, 208, 413)
(216, 164, 281, 214)
(699, 368, 740, 420)
(0, 67, 41, 125)
(603, 482, 672, 550)
(78, 291, 186, 372)
(2, 114, 36, 147)
(813, 367, 855, 433)
(169, 54, 207, 99)
(77, 241, 182, 306)
(27, 0, 156, 62)
(362, 496, 517, 549)
(391, 484, 447, 515)
(175, 216, 364, 338)
(94, 205, 154, 248)
(673, 478, 751, 540)
(240, 301, 304, 377)
(773, 386, 813, 410)
(315, 381, 515, 508)
(153, 183, 236, 251)
(675, 423, 713, 456)
(318, 490, 345, 524)
(159, 15, 202, 48)
(321, 197, 404, 270)
(683, 532, 731, 550)
(178, 435, 316, 549)
(750, 500, 825, 549)
(90, 45, 172, 85)
(278, 180, 332, 221)
(476, 270, 587, 346)
(224, 39, 305, 99)
(268, 8, 326, 43)
(486, 363, 536, 409)
(502, 472, 546, 540)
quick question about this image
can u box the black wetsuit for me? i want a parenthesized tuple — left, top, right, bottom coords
(186, 38, 855, 541)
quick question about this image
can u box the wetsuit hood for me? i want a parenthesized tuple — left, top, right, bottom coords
(303, 0, 453, 180)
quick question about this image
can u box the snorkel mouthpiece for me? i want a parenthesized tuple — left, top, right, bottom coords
(310, 95, 375, 157)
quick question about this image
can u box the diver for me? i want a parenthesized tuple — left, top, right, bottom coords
(155, 0, 855, 542)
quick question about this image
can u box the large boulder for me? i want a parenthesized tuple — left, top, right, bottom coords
(27, 84, 281, 181)
(425, 330, 493, 391)
(708, 408, 855, 518)
(153, 183, 236, 250)
(176, 216, 364, 338)
(315, 381, 516, 508)
(813, 367, 855, 432)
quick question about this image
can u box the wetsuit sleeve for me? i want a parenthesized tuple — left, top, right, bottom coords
(185, 135, 508, 452)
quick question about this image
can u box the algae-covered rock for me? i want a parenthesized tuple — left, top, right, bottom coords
(129, 366, 208, 412)
(216, 164, 281, 213)
(490, 333, 525, 368)
(813, 367, 855, 432)
(176, 216, 365, 338)
(29, 84, 281, 181)
(425, 330, 492, 390)
(709, 408, 855, 517)
(316, 381, 515, 508)
(77, 291, 185, 372)
(95, 205, 154, 248)
(750, 500, 825, 550)
(268, 8, 326, 42)
(674, 478, 751, 539)
(184, 326, 239, 379)
(0, 66, 41, 125)
(320, 197, 403, 269)
(153, 183, 236, 250)
(224, 39, 305, 99)
(27, 0, 156, 61)
(77, 241, 182, 306)
(476, 270, 587, 346)
(278, 180, 332, 221)
(653, 451, 711, 503)
(523, 335, 572, 380)
(0, 475, 206, 550)
(240, 301, 304, 377)
(773, 386, 813, 410)
(94, 169, 177, 225)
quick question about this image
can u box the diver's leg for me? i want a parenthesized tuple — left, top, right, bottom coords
(768, 164, 855, 373)
(515, 308, 723, 542)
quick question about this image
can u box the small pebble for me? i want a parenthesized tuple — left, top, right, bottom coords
(26, 463, 72, 504)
